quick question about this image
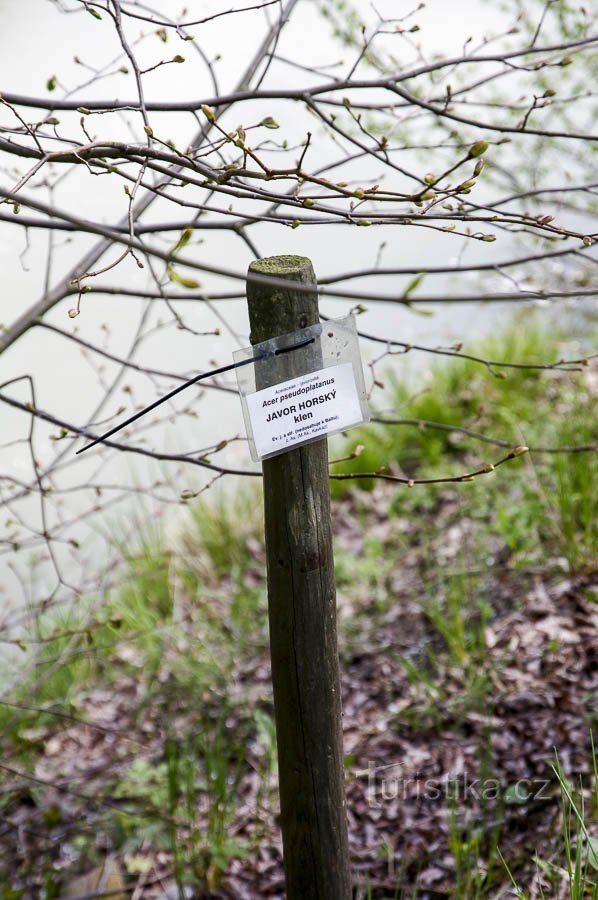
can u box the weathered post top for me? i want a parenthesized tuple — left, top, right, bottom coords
(247, 255, 318, 343)
(250, 253, 311, 273)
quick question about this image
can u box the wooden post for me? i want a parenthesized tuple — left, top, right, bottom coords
(246, 255, 351, 900)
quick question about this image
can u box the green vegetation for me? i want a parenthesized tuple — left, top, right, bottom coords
(0, 316, 596, 897)
(331, 313, 597, 571)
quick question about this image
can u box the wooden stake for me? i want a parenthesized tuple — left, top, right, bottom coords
(246, 255, 351, 900)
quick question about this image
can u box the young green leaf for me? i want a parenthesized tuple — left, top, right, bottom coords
(166, 265, 200, 289)
(401, 271, 426, 300)
(170, 227, 193, 256)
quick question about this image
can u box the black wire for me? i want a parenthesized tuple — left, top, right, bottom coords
(76, 336, 316, 455)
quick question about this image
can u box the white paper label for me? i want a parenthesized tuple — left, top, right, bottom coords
(246, 362, 363, 458)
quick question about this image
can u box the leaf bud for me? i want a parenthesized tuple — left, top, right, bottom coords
(468, 140, 488, 158)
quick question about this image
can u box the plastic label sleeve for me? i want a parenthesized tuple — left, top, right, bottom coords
(234, 314, 369, 461)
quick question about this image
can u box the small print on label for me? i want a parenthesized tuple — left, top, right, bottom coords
(246, 362, 362, 459)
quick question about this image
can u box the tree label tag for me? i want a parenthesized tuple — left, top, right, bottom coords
(234, 315, 369, 461)
(247, 361, 362, 458)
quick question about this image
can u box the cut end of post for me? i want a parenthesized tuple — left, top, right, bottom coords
(248, 254, 313, 277)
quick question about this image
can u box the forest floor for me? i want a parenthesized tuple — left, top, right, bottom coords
(0, 316, 596, 899)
